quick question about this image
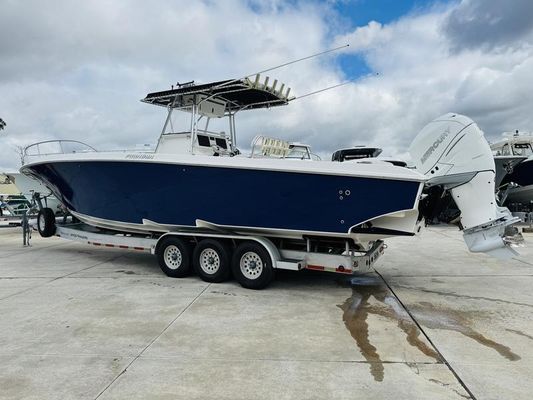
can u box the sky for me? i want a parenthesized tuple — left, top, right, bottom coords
(1, 0, 533, 169)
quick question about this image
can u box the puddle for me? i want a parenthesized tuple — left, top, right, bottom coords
(210, 290, 239, 297)
(114, 270, 136, 275)
(337, 278, 439, 382)
(337, 277, 520, 382)
(409, 303, 520, 362)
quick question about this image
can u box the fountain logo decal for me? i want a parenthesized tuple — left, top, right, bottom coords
(421, 128, 450, 164)
(126, 153, 154, 160)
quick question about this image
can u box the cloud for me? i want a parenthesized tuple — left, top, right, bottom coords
(1, 0, 533, 171)
(0, 0, 335, 168)
(333, 0, 533, 151)
(336, 21, 388, 53)
(0, 0, 330, 83)
(444, 0, 533, 52)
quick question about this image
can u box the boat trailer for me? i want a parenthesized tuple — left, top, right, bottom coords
(25, 199, 385, 290)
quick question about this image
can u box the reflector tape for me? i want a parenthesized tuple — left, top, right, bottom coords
(306, 265, 324, 271)
(87, 241, 149, 251)
(306, 264, 352, 274)
(335, 266, 352, 274)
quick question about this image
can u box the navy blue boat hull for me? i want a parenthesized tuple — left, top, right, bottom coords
(501, 159, 533, 204)
(24, 161, 422, 236)
(501, 159, 533, 187)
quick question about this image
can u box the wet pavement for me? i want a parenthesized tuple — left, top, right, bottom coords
(0, 225, 532, 399)
(338, 279, 441, 382)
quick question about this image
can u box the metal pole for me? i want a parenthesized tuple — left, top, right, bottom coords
(161, 107, 174, 136)
(228, 113, 234, 149)
(231, 114, 237, 149)
(22, 210, 30, 246)
(190, 102, 196, 154)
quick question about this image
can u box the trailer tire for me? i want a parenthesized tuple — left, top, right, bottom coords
(37, 208, 56, 238)
(232, 241, 274, 290)
(193, 239, 231, 283)
(156, 237, 191, 278)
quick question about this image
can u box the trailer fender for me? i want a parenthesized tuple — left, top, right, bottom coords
(156, 232, 282, 268)
(245, 236, 282, 268)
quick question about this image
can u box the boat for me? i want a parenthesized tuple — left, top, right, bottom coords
(331, 146, 407, 167)
(0, 172, 19, 196)
(20, 78, 519, 257)
(490, 131, 533, 207)
(1, 194, 31, 217)
(21, 77, 427, 245)
(1, 173, 30, 218)
(4, 172, 63, 214)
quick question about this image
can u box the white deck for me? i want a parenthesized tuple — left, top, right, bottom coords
(23, 150, 426, 182)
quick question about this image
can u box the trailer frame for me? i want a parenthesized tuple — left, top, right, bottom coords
(34, 210, 386, 289)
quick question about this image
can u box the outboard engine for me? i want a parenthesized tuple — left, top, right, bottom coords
(409, 113, 522, 258)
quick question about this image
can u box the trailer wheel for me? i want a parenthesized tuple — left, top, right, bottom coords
(156, 237, 191, 278)
(193, 239, 231, 283)
(232, 241, 274, 290)
(37, 208, 56, 238)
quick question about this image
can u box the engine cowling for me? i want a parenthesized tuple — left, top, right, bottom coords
(409, 113, 522, 258)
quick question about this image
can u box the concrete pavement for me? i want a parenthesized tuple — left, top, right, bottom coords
(0, 225, 531, 399)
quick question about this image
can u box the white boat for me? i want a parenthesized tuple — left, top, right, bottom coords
(4, 172, 63, 214)
(1, 173, 29, 218)
(491, 132, 533, 207)
(0, 173, 19, 196)
(331, 146, 407, 167)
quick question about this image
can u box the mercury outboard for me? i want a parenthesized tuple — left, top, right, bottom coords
(410, 113, 522, 258)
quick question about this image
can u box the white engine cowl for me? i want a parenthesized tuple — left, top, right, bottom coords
(409, 113, 522, 258)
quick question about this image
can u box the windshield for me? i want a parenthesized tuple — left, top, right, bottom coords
(512, 143, 533, 156)
(286, 146, 310, 159)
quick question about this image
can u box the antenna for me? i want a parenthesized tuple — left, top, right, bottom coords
(213, 44, 349, 91)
